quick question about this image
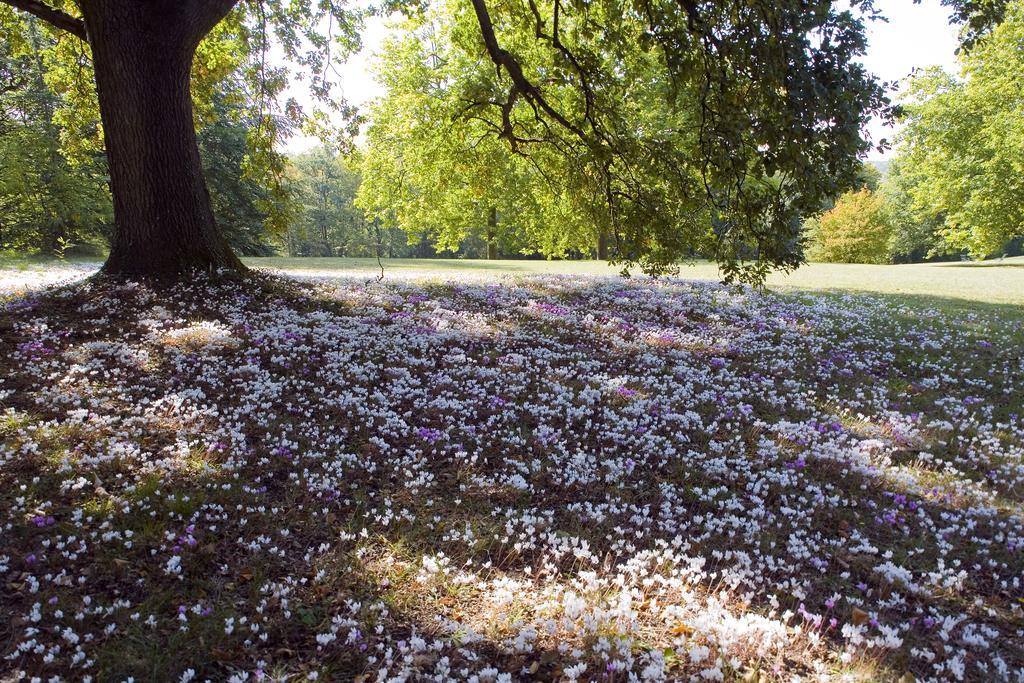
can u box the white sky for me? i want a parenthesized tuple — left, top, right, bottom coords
(282, 0, 962, 160)
(859, 0, 961, 158)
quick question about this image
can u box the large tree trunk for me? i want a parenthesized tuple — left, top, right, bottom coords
(79, 0, 243, 276)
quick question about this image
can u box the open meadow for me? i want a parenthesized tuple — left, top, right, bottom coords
(5, 255, 1024, 307)
(0, 259, 1021, 681)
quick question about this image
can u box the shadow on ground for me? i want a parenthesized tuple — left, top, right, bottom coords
(1, 273, 1021, 681)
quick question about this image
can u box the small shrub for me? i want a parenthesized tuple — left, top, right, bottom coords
(808, 189, 892, 264)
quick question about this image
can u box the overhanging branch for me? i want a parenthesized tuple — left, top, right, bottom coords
(1, 0, 87, 40)
(189, 0, 242, 44)
(468, 0, 588, 143)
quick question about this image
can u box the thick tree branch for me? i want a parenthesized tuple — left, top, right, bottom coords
(189, 0, 241, 43)
(468, 0, 588, 143)
(1, 0, 87, 40)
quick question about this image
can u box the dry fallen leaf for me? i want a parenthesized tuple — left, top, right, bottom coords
(670, 622, 694, 636)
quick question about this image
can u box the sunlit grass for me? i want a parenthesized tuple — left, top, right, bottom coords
(244, 255, 1024, 308)
(2, 253, 1022, 307)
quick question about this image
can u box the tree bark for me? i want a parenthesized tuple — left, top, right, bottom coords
(597, 230, 609, 260)
(78, 0, 244, 276)
(486, 206, 498, 260)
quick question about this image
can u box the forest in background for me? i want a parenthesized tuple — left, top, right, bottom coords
(2, 4, 1022, 265)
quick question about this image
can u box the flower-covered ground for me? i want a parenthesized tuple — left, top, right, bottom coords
(1, 269, 1022, 682)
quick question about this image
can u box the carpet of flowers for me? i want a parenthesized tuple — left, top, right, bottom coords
(0, 268, 1022, 682)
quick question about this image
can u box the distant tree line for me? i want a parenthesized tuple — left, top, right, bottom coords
(807, 0, 1024, 264)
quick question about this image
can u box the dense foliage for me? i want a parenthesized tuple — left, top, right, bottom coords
(0, 0, 366, 263)
(809, 189, 892, 264)
(0, 13, 378, 260)
(0, 11, 285, 257)
(197, 96, 279, 257)
(1, 0, 895, 280)
(356, 16, 598, 262)
(3, 0, 1021, 270)
(892, 0, 1024, 259)
(879, 159, 950, 263)
(805, 9, 1024, 271)
(286, 147, 421, 258)
(355, 0, 893, 282)
(359, 8, 783, 265)
(0, 24, 110, 255)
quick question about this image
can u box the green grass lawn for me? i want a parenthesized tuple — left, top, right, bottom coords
(3, 252, 1021, 310)
(246, 255, 1024, 309)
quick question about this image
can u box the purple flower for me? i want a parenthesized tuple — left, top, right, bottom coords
(534, 302, 567, 316)
(16, 340, 53, 357)
(5, 298, 37, 312)
(416, 427, 443, 444)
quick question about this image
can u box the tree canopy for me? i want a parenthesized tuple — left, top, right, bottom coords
(366, 0, 893, 282)
(355, 13, 597, 262)
(808, 188, 891, 264)
(892, 0, 1024, 258)
(0, 0, 898, 280)
(0, 22, 111, 254)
